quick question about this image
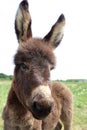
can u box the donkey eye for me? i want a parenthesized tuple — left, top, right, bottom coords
(20, 63, 29, 71)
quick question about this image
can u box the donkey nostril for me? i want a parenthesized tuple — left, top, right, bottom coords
(33, 102, 43, 112)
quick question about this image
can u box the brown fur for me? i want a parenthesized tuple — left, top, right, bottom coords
(2, 0, 73, 130)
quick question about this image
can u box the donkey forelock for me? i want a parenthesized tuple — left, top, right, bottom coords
(14, 38, 56, 68)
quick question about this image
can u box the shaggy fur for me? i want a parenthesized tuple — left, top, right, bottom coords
(2, 0, 73, 130)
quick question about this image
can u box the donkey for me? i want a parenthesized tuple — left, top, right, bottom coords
(2, 0, 73, 130)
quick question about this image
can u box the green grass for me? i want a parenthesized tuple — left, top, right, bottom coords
(64, 81, 87, 130)
(0, 80, 11, 130)
(0, 80, 87, 130)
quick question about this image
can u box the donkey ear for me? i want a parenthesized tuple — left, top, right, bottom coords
(43, 14, 65, 48)
(15, 0, 32, 43)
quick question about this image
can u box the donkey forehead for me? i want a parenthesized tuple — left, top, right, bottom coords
(14, 38, 56, 65)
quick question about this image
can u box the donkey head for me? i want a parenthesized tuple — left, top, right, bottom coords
(13, 0, 65, 119)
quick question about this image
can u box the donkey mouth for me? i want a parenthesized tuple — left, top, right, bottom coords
(31, 108, 52, 120)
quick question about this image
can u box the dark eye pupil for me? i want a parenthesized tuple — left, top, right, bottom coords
(21, 63, 29, 70)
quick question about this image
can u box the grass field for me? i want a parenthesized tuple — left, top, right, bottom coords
(0, 79, 87, 130)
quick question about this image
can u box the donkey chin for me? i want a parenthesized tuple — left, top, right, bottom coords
(27, 85, 54, 120)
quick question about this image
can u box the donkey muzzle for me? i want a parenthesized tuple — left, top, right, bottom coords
(30, 85, 54, 119)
